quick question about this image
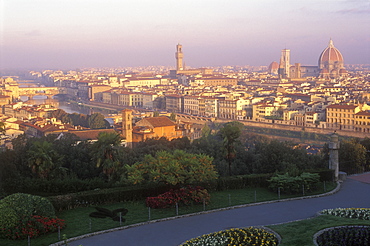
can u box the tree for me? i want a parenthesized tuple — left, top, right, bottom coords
(88, 112, 110, 129)
(218, 121, 243, 176)
(360, 137, 370, 172)
(170, 112, 176, 121)
(91, 131, 123, 181)
(27, 140, 63, 179)
(126, 150, 218, 186)
(0, 121, 5, 134)
(339, 139, 366, 174)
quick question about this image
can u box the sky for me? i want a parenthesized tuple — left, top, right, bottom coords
(0, 0, 369, 70)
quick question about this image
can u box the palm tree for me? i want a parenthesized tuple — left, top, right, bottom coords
(92, 131, 123, 181)
(27, 140, 62, 179)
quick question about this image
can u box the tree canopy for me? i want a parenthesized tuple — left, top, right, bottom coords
(125, 150, 218, 186)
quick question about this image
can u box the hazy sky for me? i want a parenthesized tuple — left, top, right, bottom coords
(0, 0, 369, 70)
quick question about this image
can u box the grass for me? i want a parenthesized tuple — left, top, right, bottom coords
(0, 182, 336, 246)
(268, 215, 370, 246)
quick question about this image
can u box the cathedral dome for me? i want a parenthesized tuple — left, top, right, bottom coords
(268, 61, 279, 74)
(318, 39, 343, 66)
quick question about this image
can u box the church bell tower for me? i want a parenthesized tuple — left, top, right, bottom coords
(279, 49, 290, 79)
(122, 109, 133, 148)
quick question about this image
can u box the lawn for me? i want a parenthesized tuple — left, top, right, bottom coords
(268, 215, 370, 246)
(0, 182, 336, 246)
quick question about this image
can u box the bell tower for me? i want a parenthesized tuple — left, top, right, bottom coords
(122, 109, 133, 148)
(176, 43, 184, 71)
(279, 49, 290, 78)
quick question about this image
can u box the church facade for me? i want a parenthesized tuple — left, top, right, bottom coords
(274, 39, 347, 79)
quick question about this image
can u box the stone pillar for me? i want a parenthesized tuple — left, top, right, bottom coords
(328, 132, 340, 181)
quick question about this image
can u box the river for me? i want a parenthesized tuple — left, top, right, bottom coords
(20, 95, 116, 125)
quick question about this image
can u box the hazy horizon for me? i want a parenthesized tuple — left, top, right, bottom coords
(1, 0, 369, 70)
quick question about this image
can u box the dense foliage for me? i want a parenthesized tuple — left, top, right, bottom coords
(2, 120, 352, 197)
(180, 227, 279, 246)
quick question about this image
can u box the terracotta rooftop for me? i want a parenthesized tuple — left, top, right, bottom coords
(326, 104, 357, 109)
(139, 117, 176, 128)
(69, 129, 117, 140)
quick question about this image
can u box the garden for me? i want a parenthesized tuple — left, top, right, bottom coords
(1, 121, 370, 245)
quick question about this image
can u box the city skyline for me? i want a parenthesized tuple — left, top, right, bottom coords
(1, 0, 369, 70)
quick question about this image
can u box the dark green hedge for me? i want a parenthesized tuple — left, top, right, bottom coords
(306, 169, 335, 182)
(3, 177, 112, 196)
(215, 173, 273, 190)
(47, 169, 334, 211)
(48, 184, 169, 211)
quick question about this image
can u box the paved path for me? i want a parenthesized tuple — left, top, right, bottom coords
(69, 177, 370, 246)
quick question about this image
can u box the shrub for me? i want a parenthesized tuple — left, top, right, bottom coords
(48, 184, 170, 211)
(0, 215, 65, 240)
(1, 193, 55, 218)
(268, 172, 320, 194)
(146, 186, 210, 209)
(0, 203, 18, 230)
(306, 169, 335, 182)
(0, 193, 64, 240)
(215, 173, 273, 191)
(5, 177, 112, 195)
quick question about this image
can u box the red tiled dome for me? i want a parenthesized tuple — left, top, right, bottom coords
(269, 61, 279, 70)
(319, 39, 343, 64)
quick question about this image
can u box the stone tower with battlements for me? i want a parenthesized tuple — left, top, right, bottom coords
(176, 43, 184, 71)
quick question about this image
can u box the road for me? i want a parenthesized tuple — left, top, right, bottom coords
(67, 176, 370, 246)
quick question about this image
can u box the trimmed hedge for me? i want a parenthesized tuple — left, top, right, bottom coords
(268, 172, 320, 194)
(3, 177, 112, 195)
(216, 173, 273, 190)
(47, 169, 334, 211)
(48, 184, 170, 211)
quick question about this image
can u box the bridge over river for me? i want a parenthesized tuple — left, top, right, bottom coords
(18, 86, 60, 99)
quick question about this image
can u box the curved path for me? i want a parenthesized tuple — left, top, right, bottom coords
(69, 176, 370, 246)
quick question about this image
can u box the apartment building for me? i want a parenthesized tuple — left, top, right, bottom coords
(183, 95, 200, 115)
(219, 98, 246, 120)
(165, 94, 183, 113)
(326, 104, 359, 130)
(354, 111, 370, 133)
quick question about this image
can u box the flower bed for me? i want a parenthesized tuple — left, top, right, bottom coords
(146, 186, 210, 209)
(0, 215, 65, 240)
(320, 208, 370, 220)
(314, 226, 370, 246)
(180, 227, 279, 246)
